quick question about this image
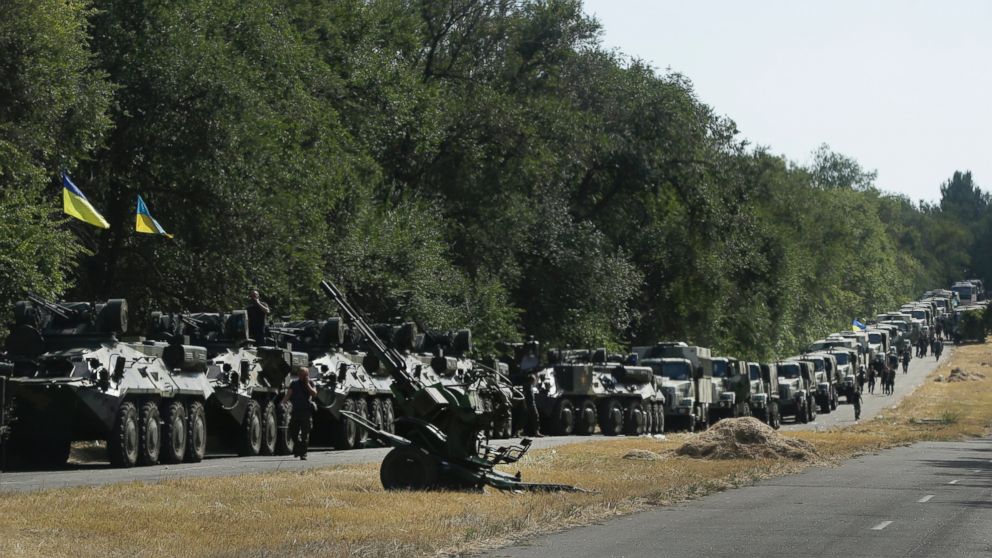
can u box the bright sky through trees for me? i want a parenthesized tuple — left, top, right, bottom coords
(583, 0, 992, 203)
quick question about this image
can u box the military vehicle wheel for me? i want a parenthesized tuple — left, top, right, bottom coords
(684, 414, 696, 432)
(653, 405, 665, 433)
(830, 391, 838, 411)
(551, 399, 575, 435)
(808, 398, 817, 422)
(240, 400, 263, 456)
(369, 398, 385, 431)
(108, 401, 140, 467)
(771, 406, 782, 430)
(355, 397, 370, 446)
(574, 399, 597, 435)
(275, 401, 294, 456)
(99, 299, 128, 335)
(185, 400, 207, 463)
(382, 398, 396, 434)
(624, 401, 647, 435)
(599, 400, 624, 436)
(161, 401, 187, 464)
(138, 401, 162, 465)
(331, 397, 360, 450)
(380, 446, 439, 490)
(260, 401, 278, 456)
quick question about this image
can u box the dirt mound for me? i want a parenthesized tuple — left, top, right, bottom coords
(938, 368, 987, 383)
(675, 417, 820, 461)
(622, 449, 662, 461)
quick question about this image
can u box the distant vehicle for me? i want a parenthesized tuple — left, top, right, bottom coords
(776, 360, 816, 423)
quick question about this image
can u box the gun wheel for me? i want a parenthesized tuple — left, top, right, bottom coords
(380, 447, 439, 491)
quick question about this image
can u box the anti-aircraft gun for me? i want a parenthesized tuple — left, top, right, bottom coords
(2, 295, 213, 469)
(319, 280, 582, 491)
(146, 311, 304, 456)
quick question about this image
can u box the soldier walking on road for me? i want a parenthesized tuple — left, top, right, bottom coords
(902, 349, 911, 374)
(282, 366, 317, 460)
(857, 365, 867, 394)
(934, 338, 943, 360)
(852, 389, 862, 421)
(867, 366, 876, 394)
(522, 374, 543, 437)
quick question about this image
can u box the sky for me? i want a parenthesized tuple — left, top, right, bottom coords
(581, 0, 992, 203)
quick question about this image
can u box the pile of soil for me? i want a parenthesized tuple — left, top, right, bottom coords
(622, 449, 662, 461)
(937, 368, 987, 383)
(675, 417, 820, 462)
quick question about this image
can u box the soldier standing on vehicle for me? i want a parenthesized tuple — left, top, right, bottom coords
(522, 373, 543, 437)
(852, 388, 862, 420)
(282, 365, 317, 460)
(246, 289, 270, 345)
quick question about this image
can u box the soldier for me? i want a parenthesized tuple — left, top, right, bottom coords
(246, 289, 270, 345)
(902, 348, 911, 374)
(522, 373, 544, 437)
(852, 388, 862, 420)
(867, 364, 876, 395)
(934, 338, 944, 360)
(282, 365, 317, 460)
(857, 365, 867, 394)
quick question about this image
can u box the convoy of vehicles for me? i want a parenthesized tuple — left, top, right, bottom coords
(0, 279, 980, 468)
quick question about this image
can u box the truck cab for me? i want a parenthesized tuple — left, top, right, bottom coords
(641, 341, 715, 431)
(776, 360, 816, 424)
(751, 362, 781, 428)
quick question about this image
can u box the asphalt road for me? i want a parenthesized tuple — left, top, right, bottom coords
(0, 347, 950, 492)
(481, 436, 992, 558)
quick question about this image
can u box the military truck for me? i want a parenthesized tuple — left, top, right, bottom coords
(750, 362, 781, 429)
(823, 348, 860, 402)
(792, 353, 838, 414)
(865, 328, 891, 360)
(711, 358, 753, 422)
(536, 348, 663, 436)
(776, 360, 817, 423)
(638, 342, 714, 432)
(3, 296, 213, 468)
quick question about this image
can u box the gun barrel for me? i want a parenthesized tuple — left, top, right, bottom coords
(319, 280, 420, 396)
(27, 292, 73, 320)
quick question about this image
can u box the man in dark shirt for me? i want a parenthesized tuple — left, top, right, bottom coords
(522, 373, 543, 437)
(246, 289, 270, 345)
(851, 388, 862, 420)
(282, 366, 317, 460)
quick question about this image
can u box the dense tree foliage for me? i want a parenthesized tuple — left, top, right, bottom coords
(2, 0, 989, 357)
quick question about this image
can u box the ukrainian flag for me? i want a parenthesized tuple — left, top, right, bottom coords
(135, 195, 173, 238)
(62, 175, 110, 229)
(852, 319, 866, 332)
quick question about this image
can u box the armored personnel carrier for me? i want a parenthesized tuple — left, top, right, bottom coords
(148, 311, 304, 456)
(3, 295, 213, 468)
(535, 348, 663, 436)
(636, 342, 714, 432)
(270, 318, 392, 451)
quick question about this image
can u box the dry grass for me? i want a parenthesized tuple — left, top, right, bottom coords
(2, 342, 992, 558)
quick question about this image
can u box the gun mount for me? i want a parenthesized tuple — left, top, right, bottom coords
(319, 280, 582, 492)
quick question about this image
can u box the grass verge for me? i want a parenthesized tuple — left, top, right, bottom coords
(2, 343, 992, 558)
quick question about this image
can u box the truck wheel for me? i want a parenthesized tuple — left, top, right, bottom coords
(355, 397, 370, 445)
(161, 401, 187, 464)
(574, 399, 597, 435)
(138, 401, 161, 466)
(653, 405, 665, 433)
(380, 446, 439, 491)
(624, 401, 647, 435)
(798, 400, 808, 424)
(382, 398, 396, 434)
(552, 399, 575, 435)
(108, 401, 140, 468)
(685, 414, 696, 432)
(331, 397, 360, 450)
(755, 407, 768, 424)
(185, 400, 207, 463)
(808, 397, 817, 422)
(599, 400, 624, 436)
(830, 391, 838, 411)
(772, 405, 781, 430)
(240, 400, 263, 456)
(370, 398, 386, 431)
(260, 401, 277, 456)
(275, 401, 294, 456)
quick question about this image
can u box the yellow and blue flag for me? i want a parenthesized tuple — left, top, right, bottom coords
(136, 195, 173, 238)
(852, 319, 866, 332)
(62, 174, 110, 229)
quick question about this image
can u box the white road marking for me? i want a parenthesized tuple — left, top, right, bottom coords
(871, 521, 893, 530)
(917, 495, 934, 503)
(972, 469, 981, 473)
(948, 479, 960, 485)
